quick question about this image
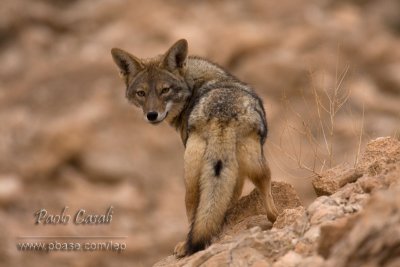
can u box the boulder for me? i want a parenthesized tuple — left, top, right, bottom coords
(154, 137, 400, 267)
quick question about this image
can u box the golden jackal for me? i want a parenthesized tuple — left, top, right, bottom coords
(111, 39, 278, 257)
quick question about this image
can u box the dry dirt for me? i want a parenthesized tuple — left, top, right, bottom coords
(0, 0, 399, 266)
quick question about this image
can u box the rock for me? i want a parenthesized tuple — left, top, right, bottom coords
(272, 251, 324, 267)
(155, 180, 304, 267)
(357, 162, 400, 193)
(327, 185, 400, 267)
(307, 196, 345, 225)
(1, 0, 400, 266)
(222, 215, 273, 238)
(273, 251, 302, 267)
(0, 97, 107, 180)
(317, 215, 358, 258)
(272, 181, 303, 212)
(357, 136, 400, 172)
(0, 174, 22, 205)
(154, 137, 400, 266)
(312, 137, 400, 196)
(223, 181, 302, 232)
(273, 206, 306, 229)
(297, 256, 325, 267)
(312, 164, 363, 196)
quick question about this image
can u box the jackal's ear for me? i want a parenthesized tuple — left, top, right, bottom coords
(111, 48, 144, 81)
(163, 39, 188, 71)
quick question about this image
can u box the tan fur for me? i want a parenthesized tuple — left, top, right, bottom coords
(183, 132, 204, 223)
(189, 121, 238, 246)
(111, 39, 279, 257)
(237, 135, 277, 221)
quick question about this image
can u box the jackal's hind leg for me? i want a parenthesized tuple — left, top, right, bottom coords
(183, 133, 205, 223)
(174, 133, 206, 258)
(251, 163, 278, 222)
(174, 241, 187, 258)
(237, 137, 278, 222)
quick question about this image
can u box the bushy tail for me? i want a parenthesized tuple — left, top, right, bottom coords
(186, 127, 238, 254)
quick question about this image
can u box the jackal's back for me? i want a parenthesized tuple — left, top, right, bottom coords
(183, 57, 268, 145)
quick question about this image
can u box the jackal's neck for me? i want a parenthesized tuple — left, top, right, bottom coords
(184, 56, 228, 89)
(169, 56, 232, 146)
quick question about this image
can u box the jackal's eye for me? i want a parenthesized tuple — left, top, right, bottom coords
(161, 87, 170, 95)
(136, 90, 146, 97)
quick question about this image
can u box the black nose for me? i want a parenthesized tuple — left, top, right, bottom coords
(146, 112, 158, 121)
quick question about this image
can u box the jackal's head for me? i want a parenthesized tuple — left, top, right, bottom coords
(111, 39, 191, 124)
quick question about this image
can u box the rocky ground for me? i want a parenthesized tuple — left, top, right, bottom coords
(155, 137, 400, 267)
(0, 0, 399, 266)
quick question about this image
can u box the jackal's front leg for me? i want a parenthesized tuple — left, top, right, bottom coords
(174, 134, 205, 258)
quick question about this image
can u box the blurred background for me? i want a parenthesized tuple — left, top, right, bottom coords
(0, 0, 399, 266)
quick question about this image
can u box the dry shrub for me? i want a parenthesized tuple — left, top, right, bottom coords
(267, 60, 365, 178)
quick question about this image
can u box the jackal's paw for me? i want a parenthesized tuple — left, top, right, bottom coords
(268, 207, 279, 223)
(174, 241, 187, 258)
(266, 199, 279, 223)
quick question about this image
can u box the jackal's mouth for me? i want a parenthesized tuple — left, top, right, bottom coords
(148, 111, 168, 125)
(145, 102, 172, 125)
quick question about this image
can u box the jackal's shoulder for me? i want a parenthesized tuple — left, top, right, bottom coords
(183, 56, 267, 137)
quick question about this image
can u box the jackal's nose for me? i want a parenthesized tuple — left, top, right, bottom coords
(146, 112, 158, 121)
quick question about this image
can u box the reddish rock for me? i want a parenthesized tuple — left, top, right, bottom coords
(357, 137, 400, 172)
(155, 137, 400, 266)
(317, 215, 358, 258)
(0, 174, 22, 205)
(272, 181, 303, 212)
(0, 0, 399, 266)
(273, 206, 306, 229)
(328, 186, 400, 267)
(312, 138, 400, 197)
(312, 164, 363, 196)
(224, 181, 302, 231)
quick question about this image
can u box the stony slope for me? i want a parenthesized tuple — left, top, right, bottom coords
(1, 1, 399, 266)
(155, 137, 400, 267)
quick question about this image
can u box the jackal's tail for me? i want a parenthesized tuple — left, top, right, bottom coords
(186, 127, 238, 255)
